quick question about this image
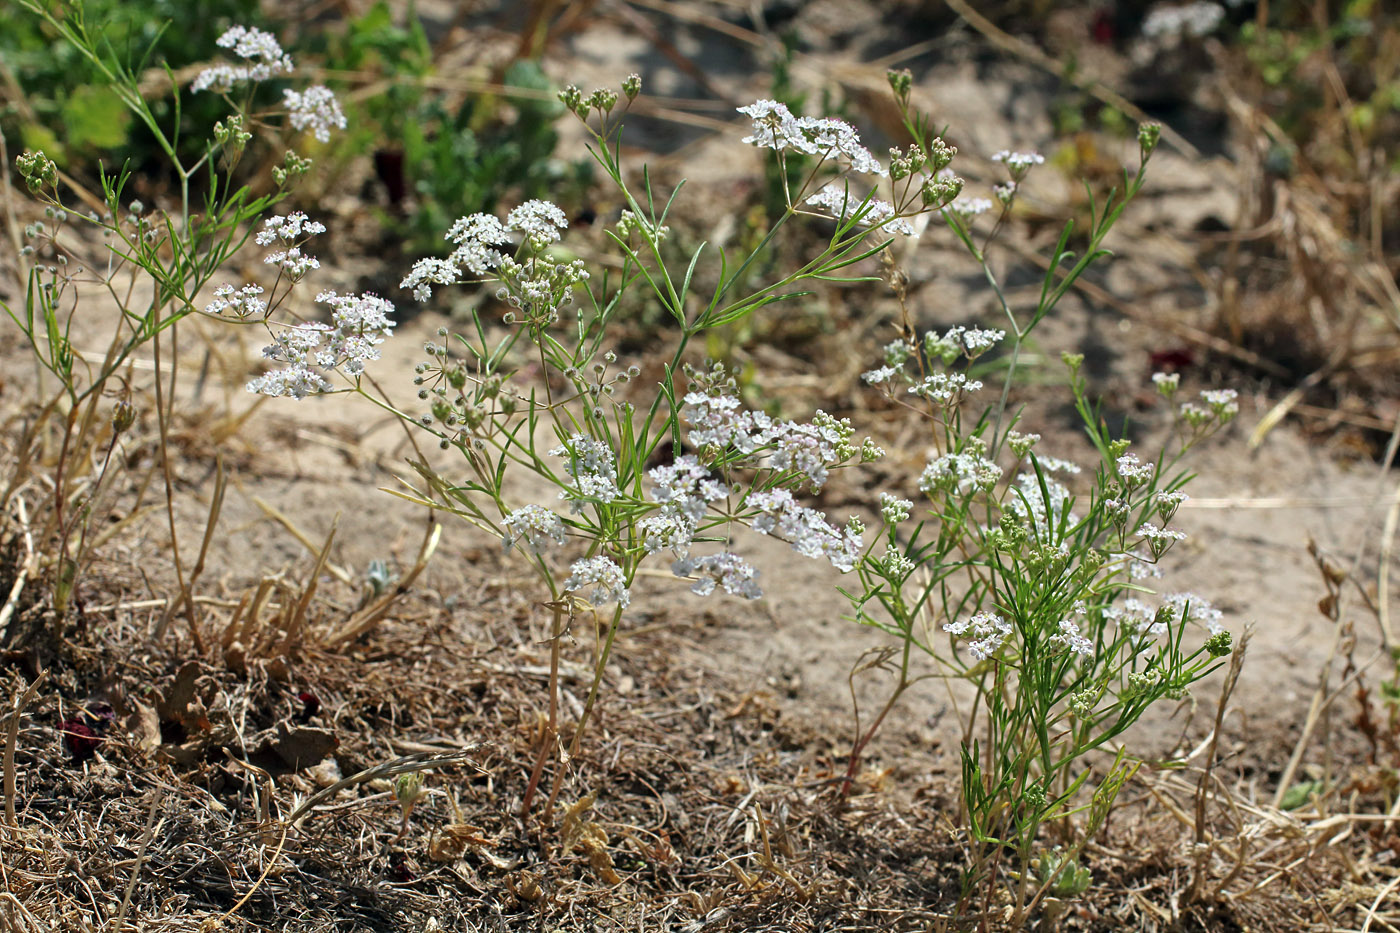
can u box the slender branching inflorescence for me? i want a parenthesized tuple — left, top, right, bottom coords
(5, 9, 347, 629)
(831, 71, 1239, 926)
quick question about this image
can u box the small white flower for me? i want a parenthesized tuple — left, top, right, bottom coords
(284, 85, 346, 143)
(204, 283, 266, 317)
(400, 257, 461, 302)
(672, 552, 762, 599)
(256, 212, 326, 246)
(944, 610, 1012, 660)
(565, 556, 630, 608)
(805, 184, 914, 235)
(506, 199, 569, 245)
(502, 504, 567, 554)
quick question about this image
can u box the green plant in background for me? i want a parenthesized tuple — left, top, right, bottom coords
(1239, 1, 1400, 174)
(318, 1, 589, 255)
(838, 86, 1237, 926)
(3, 2, 339, 644)
(1, 0, 274, 174)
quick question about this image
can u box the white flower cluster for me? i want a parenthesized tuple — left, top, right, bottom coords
(672, 552, 761, 599)
(991, 150, 1045, 183)
(550, 434, 620, 513)
(284, 86, 347, 143)
(737, 100, 885, 175)
(401, 200, 589, 316)
(502, 504, 567, 554)
(207, 213, 328, 315)
(1104, 592, 1224, 638)
(805, 184, 916, 236)
(680, 393, 856, 490)
(1103, 598, 1163, 635)
(204, 283, 266, 317)
(748, 489, 862, 572)
(640, 455, 729, 558)
(1115, 453, 1154, 487)
(1163, 592, 1225, 635)
(247, 290, 395, 398)
(565, 556, 630, 608)
(908, 372, 982, 406)
(1050, 604, 1094, 656)
(948, 196, 994, 221)
(919, 451, 1002, 496)
(991, 150, 1045, 170)
(1004, 470, 1077, 532)
(256, 212, 327, 245)
(1142, 1, 1224, 38)
(193, 25, 294, 92)
(944, 610, 1013, 660)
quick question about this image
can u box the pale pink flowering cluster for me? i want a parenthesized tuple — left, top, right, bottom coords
(247, 290, 395, 398)
(672, 552, 762, 599)
(737, 100, 885, 175)
(944, 610, 1013, 660)
(549, 435, 619, 513)
(565, 556, 630, 607)
(805, 184, 916, 236)
(284, 86, 347, 143)
(747, 489, 862, 572)
(193, 25, 294, 92)
(502, 504, 568, 555)
(640, 455, 728, 558)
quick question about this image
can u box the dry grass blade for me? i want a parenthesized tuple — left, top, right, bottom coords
(324, 522, 441, 647)
(251, 495, 354, 585)
(3, 670, 46, 827)
(108, 784, 165, 933)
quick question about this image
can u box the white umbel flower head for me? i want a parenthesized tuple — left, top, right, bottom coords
(284, 86, 346, 143)
(565, 556, 630, 607)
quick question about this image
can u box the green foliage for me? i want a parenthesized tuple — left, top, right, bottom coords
(2, 0, 272, 169)
(319, 2, 588, 252)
